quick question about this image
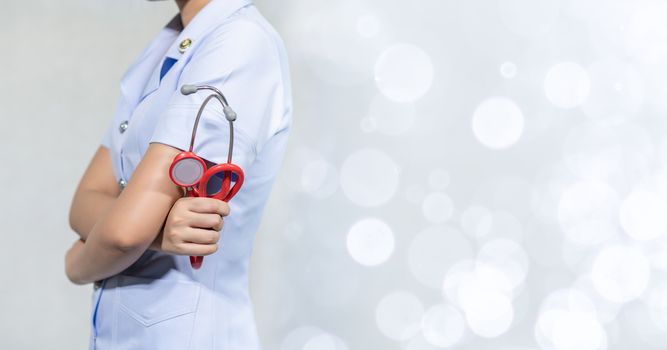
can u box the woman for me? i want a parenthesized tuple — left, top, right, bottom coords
(65, 0, 292, 349)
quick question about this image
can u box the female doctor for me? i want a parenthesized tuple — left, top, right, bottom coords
(65, 0, 291, 349)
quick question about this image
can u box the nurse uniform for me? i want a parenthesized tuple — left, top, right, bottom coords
(91, 0, 292, 349)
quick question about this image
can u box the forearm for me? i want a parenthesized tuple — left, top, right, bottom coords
(69, 190, 117, 241)
(65, 235, 146, 285)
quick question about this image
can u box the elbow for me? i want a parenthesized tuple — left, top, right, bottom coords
(107, 232, 146, 254)
(100, 221, 146, 253)
(65, 254, 88, 285)
(65, 269, 87, 285)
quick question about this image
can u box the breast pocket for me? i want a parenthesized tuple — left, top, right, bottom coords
(114, 275, 201, 350)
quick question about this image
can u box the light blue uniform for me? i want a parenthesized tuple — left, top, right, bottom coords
(91, 0, 291, 349)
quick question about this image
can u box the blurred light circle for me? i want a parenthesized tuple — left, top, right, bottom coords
(281, 326, 327, 350)
(458, 263, 514, 300)
(442, 259, 476, 305)
(366, 94, 416, 135)
(421, 304, 465, 347)
(427, 169, 450, 190)
(421, 192, 454, 224)
(374, 43, 434, 103)
(646, 240, 667, 270)
(301, 158, 338, 199)
(499, 0, 560, 38)
(620, 189, 667, 241)
(582, 59, 644, 120)
(500, 61, 517, 79)
(624, 3, 667, 64)
(472, 97, 524, 149)
(592, 245, 650, 303)
(537, 310, 606, 350)
(346, 218, 395, 266)
(461, 206, 494, 239)
(462, 288, 514, 338)
(444, 261, 515, 337)
(477, 239, 529, 290)
(408, 226, 474, 289)
(572, 276, 623, 325)
(303, 333, 349, 350)
(285, 148, 338, 199)
(557, 181, 619, 246)
(644, 283, 667, 331)
(540, 288, 597, 316)
(340, 148, 399, 207)
(376, 291, 425, 341)
(562, 121, 652, 187)
(535, 289, 607, 350)
(544, 62, 591, 108)
(403, 335, 444, 350)
(356, 14, 380, 38)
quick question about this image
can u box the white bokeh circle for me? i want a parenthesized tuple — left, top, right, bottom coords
(460, 206, 494, 239)
(421, 304, 466, 347)
(472, 97, 524, 149)
(534, 288, 607, 350)
(374, 43, 434, 103)
(619, 189, 667, 241)
(500, 61, 517, 79)
(346, 218, 395, 266)
(477, 238, 530, 291)
(376, 291, 425, 341)
(591, 245, 651, 303)
(303, 333, 349, 350)
(544, 62, 591, 108)
(462, 288, 514, 338)
(557, 181, 619, 246)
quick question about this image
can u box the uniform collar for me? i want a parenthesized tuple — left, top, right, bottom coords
(164, 0, 253, 59)
(128, 0, 253, 105)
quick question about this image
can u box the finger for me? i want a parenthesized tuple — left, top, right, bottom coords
(179, 242, 219, 256)
(188, 197, 230, 217)
(189, 213, 224, 231)
(180, 227, 221, 244)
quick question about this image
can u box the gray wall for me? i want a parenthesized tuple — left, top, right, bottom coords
(2, 0, 667, 349)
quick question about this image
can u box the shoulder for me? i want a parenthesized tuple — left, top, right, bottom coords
(196, 8, 288, 69)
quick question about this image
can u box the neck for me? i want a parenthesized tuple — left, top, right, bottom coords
(176, 0, 210, 27)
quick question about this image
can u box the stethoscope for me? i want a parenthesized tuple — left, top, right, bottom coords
(169, 84, 245, 269)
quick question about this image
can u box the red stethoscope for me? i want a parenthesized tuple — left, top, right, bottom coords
(169, 84, 244, 269)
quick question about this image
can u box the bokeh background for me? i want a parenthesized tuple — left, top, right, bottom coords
(3, 0, 667, 349)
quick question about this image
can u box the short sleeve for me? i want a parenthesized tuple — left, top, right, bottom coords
(100, 116, 115, 149)
(149, 19, 286, 172)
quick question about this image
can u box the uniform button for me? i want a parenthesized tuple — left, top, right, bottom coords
(178, 38, 192, 53)
(118, 178, 127, 190)
(119, 120, 129, 133)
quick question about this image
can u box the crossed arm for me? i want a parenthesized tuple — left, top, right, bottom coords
(66, 143, 227, 285)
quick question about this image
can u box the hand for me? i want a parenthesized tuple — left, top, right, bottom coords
(154, 197, 230, 256)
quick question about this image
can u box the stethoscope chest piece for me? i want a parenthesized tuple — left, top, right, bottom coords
(170, 152, 206, 187)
